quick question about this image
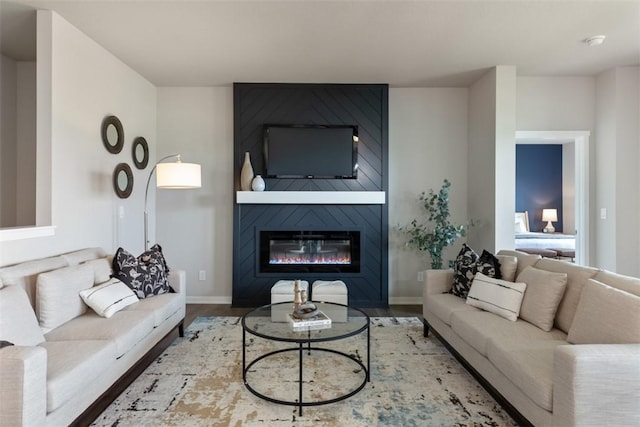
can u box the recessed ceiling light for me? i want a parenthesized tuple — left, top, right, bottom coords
(584, 35, 606, 46)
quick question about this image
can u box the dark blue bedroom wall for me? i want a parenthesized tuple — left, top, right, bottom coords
(515, 145, 563, 232)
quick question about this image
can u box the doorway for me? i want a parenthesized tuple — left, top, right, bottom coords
(515, 131, 590, 265)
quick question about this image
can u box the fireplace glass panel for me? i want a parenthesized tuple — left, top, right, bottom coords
(259, 230, 360, 273)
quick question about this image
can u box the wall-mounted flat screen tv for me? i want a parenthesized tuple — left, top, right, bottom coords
(263, 124, 358, 179)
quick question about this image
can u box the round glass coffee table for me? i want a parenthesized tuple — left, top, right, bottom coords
(241, 301, 370, 416)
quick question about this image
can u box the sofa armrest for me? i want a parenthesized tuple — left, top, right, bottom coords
(169, 269, 186, 295)
(0, 346, 47, 427)
(553, 344, 640, 427)
(423, 269, 454, 298)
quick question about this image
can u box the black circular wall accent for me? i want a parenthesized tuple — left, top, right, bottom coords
(101, 115, 124, 154)
(132, 137, 149, 169)
(113, 163, 133, 199)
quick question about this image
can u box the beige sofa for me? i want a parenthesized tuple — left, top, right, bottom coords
(423, 249, 640, 426)
(0, 248, 186, 427)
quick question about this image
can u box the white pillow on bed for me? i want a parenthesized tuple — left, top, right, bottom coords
(515, 217, 527, 233)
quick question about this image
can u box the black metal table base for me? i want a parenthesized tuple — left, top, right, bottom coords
(242, 328, 370, 416)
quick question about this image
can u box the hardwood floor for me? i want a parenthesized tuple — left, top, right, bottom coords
(185, 304, 422, 329)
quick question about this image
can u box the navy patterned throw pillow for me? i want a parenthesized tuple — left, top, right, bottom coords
(450, 245, 502, 298)
(112, 244, 170, 299)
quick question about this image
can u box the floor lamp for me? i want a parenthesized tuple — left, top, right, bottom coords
(144, 154, 201, 251)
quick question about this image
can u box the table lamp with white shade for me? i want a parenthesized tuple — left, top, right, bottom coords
(144, 154, 201, 250)
(542, 208, 558, 233)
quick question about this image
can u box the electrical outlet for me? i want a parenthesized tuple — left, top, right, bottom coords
(198, 270, 206, 281)
(417, 271, 424, 282)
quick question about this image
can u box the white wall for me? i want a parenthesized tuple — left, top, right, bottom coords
(517, 77, 596, 131)
(467, 69, 497, 252)
(388, 88, 468, 303)
(562, 142, 576, 234)
(0, 54, 18, 227)
(156, 87, 234, 302)
(595, 67, 640, 276)
(494, 66, 517, 251)
(0, 11, 156, 266)
(16, 61, 36, 226)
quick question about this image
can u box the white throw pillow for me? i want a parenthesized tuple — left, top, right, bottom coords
(466, 272, 527, 321)
(80, 278, 139, 318)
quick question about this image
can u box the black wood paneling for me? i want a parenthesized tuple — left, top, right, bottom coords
(233, 83, 388, 307)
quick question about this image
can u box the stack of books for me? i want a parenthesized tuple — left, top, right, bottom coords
(288, 310, 332, 331)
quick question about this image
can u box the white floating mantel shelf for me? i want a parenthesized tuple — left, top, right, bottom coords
(236, 191, 386, 205)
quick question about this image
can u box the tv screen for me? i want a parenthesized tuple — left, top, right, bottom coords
(263, 125, 358, 179)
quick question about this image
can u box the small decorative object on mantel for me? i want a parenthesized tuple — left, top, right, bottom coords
(240, 151, 254, 191)
(399, 179, 470, 269)
(251, 175, 265, 191)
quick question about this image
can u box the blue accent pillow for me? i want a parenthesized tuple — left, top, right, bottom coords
(112, 244, 171, 299)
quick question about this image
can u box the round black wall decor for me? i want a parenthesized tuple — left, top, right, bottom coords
(113, 163, 133, 198)
(101, 115, 124, 154)
(132, 137, 149, 169)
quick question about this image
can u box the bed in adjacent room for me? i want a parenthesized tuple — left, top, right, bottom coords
(514, 211, 576, 250)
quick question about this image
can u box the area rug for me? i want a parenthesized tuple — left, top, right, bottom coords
(92, 317, 517, 426)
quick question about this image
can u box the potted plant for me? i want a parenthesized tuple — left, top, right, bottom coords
(400, 179, 468, 269)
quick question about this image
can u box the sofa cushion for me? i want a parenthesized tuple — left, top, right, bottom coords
(0, 285, 45, 346)
(81, 257, 113, 285)
(80, 278, 139, 318)
(112, 245, 170, 299)
(497, 250, 541, 278)
(466, 273, 526, 321)
(0, 256, 68, 308)
(487, 338, 567, 411)
(496, 254, 518, 282)
(36, 264, 94, 332)
(517, 266, 568, 332)
(568, 279, 640, 344)
(40, 339, 116, 412)
(593, 270, 640, 297)
(533, 258, 599, 333)
(450, 310, 567, 356)
(123, 292, 182, 327)
(424, 293, 479, 326)
(61, 248, 107, 266)
(44, 310, 154, 358)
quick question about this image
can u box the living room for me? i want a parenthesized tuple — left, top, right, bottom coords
(0, 1, 639, 425)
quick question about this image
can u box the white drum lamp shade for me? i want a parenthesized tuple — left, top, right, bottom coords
(156, 162, 201, 188)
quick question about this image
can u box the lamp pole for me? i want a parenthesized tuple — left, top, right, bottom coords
(144, 154, 180, 251)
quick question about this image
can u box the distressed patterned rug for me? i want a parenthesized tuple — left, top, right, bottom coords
(92, 317, 516, 426)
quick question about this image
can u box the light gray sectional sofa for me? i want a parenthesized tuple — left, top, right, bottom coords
(423, 249, 640, 427)
(0, 248, 186, 427)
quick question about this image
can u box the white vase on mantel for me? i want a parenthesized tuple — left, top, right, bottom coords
(240, 152, 254, 191)
(251, 175, 265, 192)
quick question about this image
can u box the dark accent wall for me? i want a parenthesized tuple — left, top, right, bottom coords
(233, 83, 389, 307)
(516, 144, 563, 232)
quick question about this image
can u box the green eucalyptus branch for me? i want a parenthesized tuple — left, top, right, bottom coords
(399, 179, 468, 269)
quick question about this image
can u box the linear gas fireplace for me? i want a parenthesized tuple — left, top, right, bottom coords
(259, 230, 361, 273)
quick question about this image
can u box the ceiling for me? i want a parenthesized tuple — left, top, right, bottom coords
(1, 0, 639, 87)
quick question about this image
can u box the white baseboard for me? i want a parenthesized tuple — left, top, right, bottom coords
(388, 296, 422, 305)
(186, 296, 233, 304)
